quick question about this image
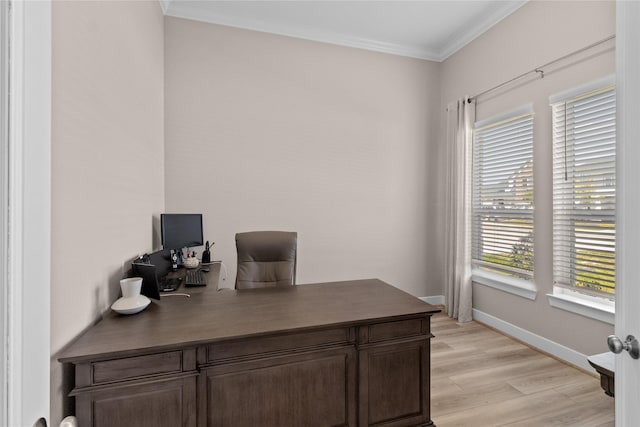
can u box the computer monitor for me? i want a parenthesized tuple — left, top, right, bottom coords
(161, 213, 204, 250)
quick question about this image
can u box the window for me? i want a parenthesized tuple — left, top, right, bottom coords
(472, 106, 534, 282)
(551, 81, 616, 298)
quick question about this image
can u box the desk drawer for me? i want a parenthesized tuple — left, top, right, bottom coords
(80, 349, 196, 386)
(359, 318, 429, 345)
(207, 327, 355, 363)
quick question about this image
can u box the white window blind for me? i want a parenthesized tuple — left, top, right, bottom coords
(551, 84, 616, 297)
(472, 108, 534, 280)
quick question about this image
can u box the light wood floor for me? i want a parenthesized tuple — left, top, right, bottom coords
(430, 313, 614, 426)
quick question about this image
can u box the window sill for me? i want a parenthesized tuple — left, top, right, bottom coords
(546, 289, 614, 325)
(472, 269, 537, 300)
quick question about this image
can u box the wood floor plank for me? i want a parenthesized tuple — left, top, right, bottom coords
(432, 381, 524, 417)
(506, 363, 588, 395)
(433, 389, 572, 426)
(554, 377, 613, 404)
(430, 313, 615, 426)
(506, 397, 614, 427)
(434, 347, 546, 378)
(431, 376, 464, 397)
(449, 356, 559, 388)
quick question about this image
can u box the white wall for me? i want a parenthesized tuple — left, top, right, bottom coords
(164, 18, 442, 297)
(50, 1, 165, 424)
(439, 0, 616, 356)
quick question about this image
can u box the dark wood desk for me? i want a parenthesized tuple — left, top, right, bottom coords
(588, 352, 615, 397)
(59, 279, 440, 427)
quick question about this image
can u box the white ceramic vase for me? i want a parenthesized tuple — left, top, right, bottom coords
(120, 277, 143, 298)
(111, 277, 150, 315)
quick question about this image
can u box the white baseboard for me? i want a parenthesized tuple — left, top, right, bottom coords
(420, 295, 444, 306)
(472, 308, 594, 373)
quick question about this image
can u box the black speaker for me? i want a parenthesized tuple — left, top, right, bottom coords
(202, 241, 212, 264)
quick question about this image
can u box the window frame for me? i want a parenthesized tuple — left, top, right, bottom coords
(471, 104, 536, 293)
(549, 76, 616, 303)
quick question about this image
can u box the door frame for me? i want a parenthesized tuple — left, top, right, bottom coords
(0, 1, 8, 423)
(615, 1, 640, 425)
(4, 1, 51, 426)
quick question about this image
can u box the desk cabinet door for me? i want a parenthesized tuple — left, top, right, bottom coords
(75, 376, 197, 427)
(358, 340, 432, 427)
(203, 347, 357, 427)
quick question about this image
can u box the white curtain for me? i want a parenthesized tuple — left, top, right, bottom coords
(444, 97, 475, 322)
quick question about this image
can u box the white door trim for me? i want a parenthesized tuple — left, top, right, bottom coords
(0, 1, 8, 425)
(6, 1, 52, 426)
(615, 1, 640, 425)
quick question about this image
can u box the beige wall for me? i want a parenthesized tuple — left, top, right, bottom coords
(440, 0, 616, 355)
(164, 17, 442, 297)
(50, 1, 165, 423)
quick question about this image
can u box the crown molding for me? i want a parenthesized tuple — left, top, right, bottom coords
(163, 1, 441, 61)
(158, 0, 170, 14)
(163, 0, 528, 62)
(438, 1, 527, 61)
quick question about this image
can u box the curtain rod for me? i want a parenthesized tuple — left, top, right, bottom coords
(470, 34, 616, 102)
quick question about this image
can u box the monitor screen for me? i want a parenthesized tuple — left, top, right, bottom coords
(161, 213, 204, 250)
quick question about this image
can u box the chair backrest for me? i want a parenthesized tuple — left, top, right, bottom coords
(235, 231, 297, 290)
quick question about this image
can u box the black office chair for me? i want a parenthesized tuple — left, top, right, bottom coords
(235, 231, 297, 290)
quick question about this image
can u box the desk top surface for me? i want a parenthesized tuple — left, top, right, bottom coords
(58, 278, 440, 363)
(588, 352, 615, 375)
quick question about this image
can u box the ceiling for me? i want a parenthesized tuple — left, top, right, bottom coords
(161, 0, 528, 62)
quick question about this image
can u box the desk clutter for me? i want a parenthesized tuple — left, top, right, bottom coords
(131, 249, 175, 300)
(117, 247, 216, 314)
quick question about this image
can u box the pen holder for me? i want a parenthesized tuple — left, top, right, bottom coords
(184, 257, 199, 269)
